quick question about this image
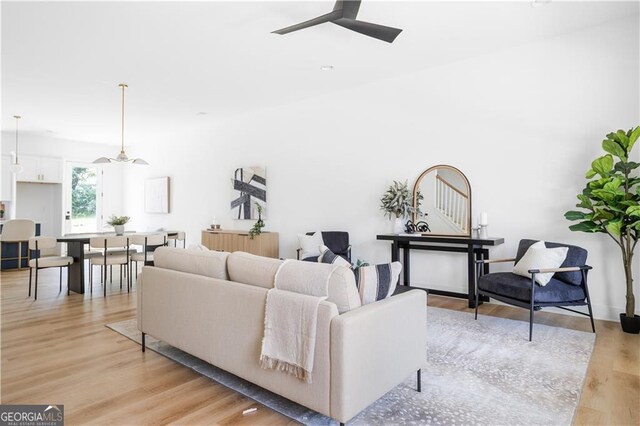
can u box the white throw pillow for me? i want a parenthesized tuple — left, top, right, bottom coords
(513, 241, 569, 286)
(297, 232, 324, 259)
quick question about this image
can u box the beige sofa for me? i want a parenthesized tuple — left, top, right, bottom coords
(137, 247, 427, 424)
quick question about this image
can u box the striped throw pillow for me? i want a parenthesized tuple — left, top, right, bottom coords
(318, 245, 351, 268)
(354, 262, 402, 305)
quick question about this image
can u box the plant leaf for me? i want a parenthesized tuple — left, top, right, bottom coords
(606, 219, 623, 236)
(603, 139, 627, 160)
(592, 208, 614, 221)
(628, 125, 640, 152)
(591, 154, 614, 178)
(614, 161, 640, 174)
(569, 221, 601, 233)
(626, 205, 640, 217)
(565, 211, 587, 221)
(585, 169, 597, 179)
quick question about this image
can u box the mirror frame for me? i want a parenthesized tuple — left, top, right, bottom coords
(412, 164, 472, 237)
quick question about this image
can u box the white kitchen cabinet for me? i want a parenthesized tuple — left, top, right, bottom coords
(17, 156, 39, 182)
(16, 155, 62, 184)
(1, 155, 13, 200)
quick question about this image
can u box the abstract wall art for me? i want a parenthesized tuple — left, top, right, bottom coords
(231, 167, 266, 220)
(145, 176, 170, 214)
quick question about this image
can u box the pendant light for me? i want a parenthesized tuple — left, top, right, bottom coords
(93, 83, 148, 165)
(9, 115, 23, 174)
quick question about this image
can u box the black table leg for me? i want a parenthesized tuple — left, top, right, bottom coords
(467, 244, 478, 308)
(391, 241, 399, 262)
(66, 241, 85, 294)
(403, 242, 410, 286)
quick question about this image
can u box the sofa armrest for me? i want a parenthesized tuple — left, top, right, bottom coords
(330, 290, 427, 423)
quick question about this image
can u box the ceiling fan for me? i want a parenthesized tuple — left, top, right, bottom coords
(272, 0, 403, 44)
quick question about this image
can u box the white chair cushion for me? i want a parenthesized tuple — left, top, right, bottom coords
(84, 250, 102, 259)
(28, 236, 58, 250)
(131, 252, 153, 262)
(29, 256, 73, 268)
(90, 255, 129, 266)
(0, 219, 36, 242)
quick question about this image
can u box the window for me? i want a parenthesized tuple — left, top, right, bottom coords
(65, 162, 102, 234)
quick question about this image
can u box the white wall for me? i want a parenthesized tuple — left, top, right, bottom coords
(124, 16, 639, 321)
(0, 132, 124, 232)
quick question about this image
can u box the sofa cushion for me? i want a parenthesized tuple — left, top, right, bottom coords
(478, 272, 586, 304)
(227, 251, 283, 289)
(228, 252, 360, 313)
(327, 265, 361, 314)
(154, 247, 229, 280)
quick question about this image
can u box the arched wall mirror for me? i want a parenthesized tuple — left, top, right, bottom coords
(412, 165, 472, 237)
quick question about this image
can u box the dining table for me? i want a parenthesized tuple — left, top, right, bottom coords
(57, 231, 180, 294)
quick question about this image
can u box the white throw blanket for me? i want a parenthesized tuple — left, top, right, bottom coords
(260, 259, 337, 383)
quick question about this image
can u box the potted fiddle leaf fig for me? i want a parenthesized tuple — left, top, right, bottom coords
(565, 126, 640, 334)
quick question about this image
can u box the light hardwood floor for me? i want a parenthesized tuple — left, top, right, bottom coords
(1, 268, 638, 425)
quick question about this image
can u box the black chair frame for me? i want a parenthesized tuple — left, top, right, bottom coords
(28, 239, 71, 300)
(474, 259, 596, 341)
(131, 235, 168, 278)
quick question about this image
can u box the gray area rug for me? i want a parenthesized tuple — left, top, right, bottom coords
(107, 307, 595, 425)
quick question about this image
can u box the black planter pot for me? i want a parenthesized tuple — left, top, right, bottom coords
(619, 313, 640, 334)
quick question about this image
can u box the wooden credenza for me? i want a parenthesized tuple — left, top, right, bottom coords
(201, 230, 279, 258)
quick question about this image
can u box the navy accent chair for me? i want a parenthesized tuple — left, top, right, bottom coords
(475, 239, 595, 341)
(297, 231, 351, 262)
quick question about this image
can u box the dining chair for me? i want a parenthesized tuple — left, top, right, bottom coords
(28, 236, 74, 300)
(168, 231, 186, 248)
(89, 236, 130, 297)
(83, 243, 106, 283)
(130, 233, 168, 278)
(0, 219, 36, 270)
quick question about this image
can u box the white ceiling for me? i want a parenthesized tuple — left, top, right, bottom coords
(2, 1, 638, 146)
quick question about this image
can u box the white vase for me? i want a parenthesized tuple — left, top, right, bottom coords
(392, 217, 405, 234)
(114, 225, 125, 235)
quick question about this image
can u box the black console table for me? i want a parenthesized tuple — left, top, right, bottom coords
(377, 234, 504, 308)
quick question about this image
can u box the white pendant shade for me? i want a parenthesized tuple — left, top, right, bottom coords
(11, 115, 23, 174)
(93, 83, 148, 165)
(9, 163, 23, 174)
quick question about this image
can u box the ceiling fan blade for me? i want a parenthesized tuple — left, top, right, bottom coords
(339, 0, 361, 19)
(332, 18, 402, 43)
(272, 10, 342, 35)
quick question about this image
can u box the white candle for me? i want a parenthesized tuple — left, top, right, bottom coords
(479, 212, 488, 226)
(212, 216, 217, 225)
